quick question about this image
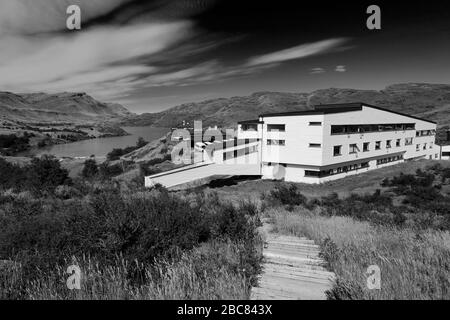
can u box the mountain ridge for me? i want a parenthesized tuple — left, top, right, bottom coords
(121, 83, 450, 129)
(0, 91, 133, 123)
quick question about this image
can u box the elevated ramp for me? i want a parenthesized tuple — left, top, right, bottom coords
(145, 162, 260, 189)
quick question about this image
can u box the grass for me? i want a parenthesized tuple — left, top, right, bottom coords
(211, 160, 448, 202)
(1, 242, 249, 300)
(268, 207, 450, 299)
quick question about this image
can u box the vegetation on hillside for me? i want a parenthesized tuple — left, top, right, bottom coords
(0, 156, 262, 300)
(106, 137, 149, 161)
(0, 134, 31, 155)
(262, 164, 450, 299)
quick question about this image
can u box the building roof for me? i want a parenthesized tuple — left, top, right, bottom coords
(258, 102, 437, 124)
(237, 119, 264, 124)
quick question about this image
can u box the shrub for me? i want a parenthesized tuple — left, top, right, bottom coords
(26, 155, 71, 195)
(81, 159, 98, 178)
(0, 186, 262, 298)
(262, 183, 307, 209)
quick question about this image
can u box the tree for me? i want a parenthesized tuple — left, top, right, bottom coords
(81, 159, 98, 178)
(27, 155, 70, 194)
(136, 137, 148, 148)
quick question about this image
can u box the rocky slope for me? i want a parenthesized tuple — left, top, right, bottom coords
(121, 83, 450, 128)
(0, 91, 133, 123)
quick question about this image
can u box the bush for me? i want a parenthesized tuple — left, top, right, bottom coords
(0, 158, 27, 191)
(0, 186, 263, 298)
(26, 155, 71, 195)
(262, 183, 307, 210)
(81, 159, 98, 178)
(0, 134, 30, 155)
(99, 162, 123, 179)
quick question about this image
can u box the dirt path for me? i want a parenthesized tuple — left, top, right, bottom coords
(251, 227, 335, 300)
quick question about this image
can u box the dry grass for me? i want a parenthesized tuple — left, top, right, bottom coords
(212, 160, 450, 201)
(1, 242, 249, 300)
(268, 207, 450, 299)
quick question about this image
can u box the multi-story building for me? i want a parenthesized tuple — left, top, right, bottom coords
(237, 103, 438, 183)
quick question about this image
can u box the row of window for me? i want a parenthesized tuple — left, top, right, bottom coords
(267, 122, 323, 132)
(305, 162, 370, 178)
(416, 142, 434, 151)
(416, 130, 436, 137)
(267, 139, 285, 146)
(331, 123, 416, 135)
(268, 137, 420, 150)
(333, 138, 415, 156)
(376, 155, 404, 165)
(222, 145, 258, 160)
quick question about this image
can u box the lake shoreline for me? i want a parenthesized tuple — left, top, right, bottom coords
(25, 126, 170, 159)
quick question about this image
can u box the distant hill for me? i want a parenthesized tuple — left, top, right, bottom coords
(121, 83, 450, 129)
(0, 91, 133, 123)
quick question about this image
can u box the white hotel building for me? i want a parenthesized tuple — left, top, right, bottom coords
(237, 103, 439, 183)
(145, 103, 439, 188)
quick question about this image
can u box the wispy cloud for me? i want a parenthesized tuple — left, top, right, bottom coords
(247, 38, 349, 67)
(310, 67, 326, 74)
(0, 21, 193, 99)
(0, 0, 353, 105)
(335, 65, 347, 72)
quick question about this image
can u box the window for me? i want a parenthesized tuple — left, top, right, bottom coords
(305, 170, 321, 177)
(331, 123, 415, 135)
(241, 124, 258, 131)
(309, 122, 322, 126)
(267, 124, 285, 132)
(423, 143, 427, 150)
(376, 154, 404, 165)
(375, 141, 381, 150)
(363, 142, 370, 152)
(333, 145, 342, 156)
(430, 142, 433, 149)
(267, 139, 285, 146)
(405, 137, 413, 146)
(416, 144, 420, 151)
(309, 143, 321, 148)
(396, 139, 401, 147)
(349, 144, 359, 154)
(386, 140, 392, 149)
(443, 152, 450, 157)
(435, 154, 439, 159)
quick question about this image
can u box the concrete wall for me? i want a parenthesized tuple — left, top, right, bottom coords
(260, 114, 325, 166)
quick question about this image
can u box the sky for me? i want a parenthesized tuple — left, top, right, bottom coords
(0, 0, 449, 113)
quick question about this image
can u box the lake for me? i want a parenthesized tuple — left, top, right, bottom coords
(34, 126, 170, 158)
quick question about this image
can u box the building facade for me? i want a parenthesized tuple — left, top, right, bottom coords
(237, 103, 438, 183)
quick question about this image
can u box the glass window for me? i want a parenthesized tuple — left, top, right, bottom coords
(396, 139, 401, 147)
(309, 122, 322, 126)
(309, 143, 321, 148)
(267, 139, 285, 146)
(363, 142, 370, 152)
(386, 140, 392, 148)
(375, 141, 381, 150)
(405, 137, 413, 145)
(333, 145, 342, 156)
(241, 124, 258, 131)
(267, 124, 285, 132)
(349, 144, 359, 154)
